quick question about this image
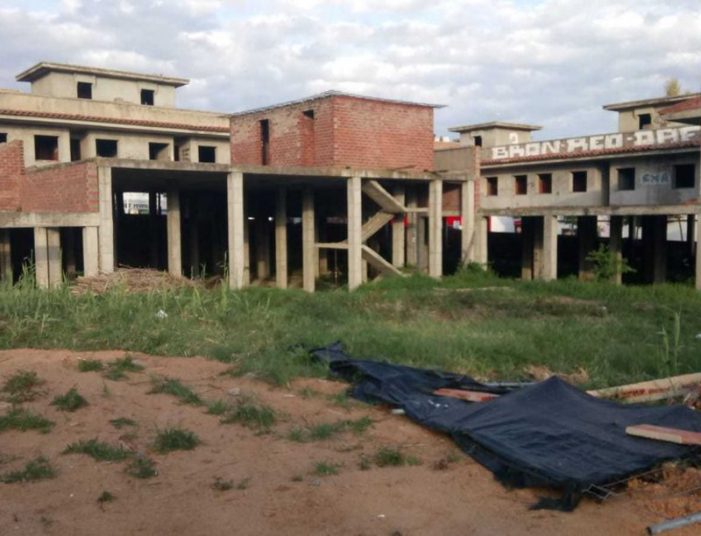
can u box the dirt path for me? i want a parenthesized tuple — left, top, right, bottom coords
(0, 349, 697, 535)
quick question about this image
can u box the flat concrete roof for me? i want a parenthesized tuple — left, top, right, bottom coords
(16, 62, 190, 87)
(230, 90, 444, 117)
(660, 96, 701, 125)
(448, 121, 542, 133)
(603, 92, 701, 111)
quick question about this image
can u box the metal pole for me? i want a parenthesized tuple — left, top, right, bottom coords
(647, 511, 701, 535)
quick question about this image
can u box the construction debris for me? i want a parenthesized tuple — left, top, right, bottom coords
(433, 388, 499, 403)
(71, 268, 201, 294)
(647, 511, 701, 535)
(626, 424, 701, 446)
(588, 372, 701, 403)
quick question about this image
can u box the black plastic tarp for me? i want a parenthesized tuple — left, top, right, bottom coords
(312, 342, 701, 510)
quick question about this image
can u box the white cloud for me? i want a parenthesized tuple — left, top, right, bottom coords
(1, 0, 700, 138)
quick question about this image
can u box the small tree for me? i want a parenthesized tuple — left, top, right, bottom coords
(665, 78, 682, 97)
(585, 244, 635, 281)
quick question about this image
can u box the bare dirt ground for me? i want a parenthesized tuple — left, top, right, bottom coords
(0, 349, 699, 536)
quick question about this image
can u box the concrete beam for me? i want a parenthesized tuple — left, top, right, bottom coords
(428, 179, 443, 278)
(167, 190, 182, 277)
(0, 212, 99, 228)
(362, 180, 407, 213)
(227, 171, 246, 289)
(0, 230, 11, 283)
(275, 188, 288, 289)
(97, 167, 115, 274)
(302, 187, 316, 292)
(391, 185, 406, 268)
(609, 216, 623, 285)
(82, 227, 99, 277)
(347, 176, 363, 290)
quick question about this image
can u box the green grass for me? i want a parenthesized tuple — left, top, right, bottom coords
(153, 427, 200, 453)
(1, 456, 56, 483)
(1, 273, 701, 389)
(220, 397, 277, 432)
(78, 360, 104, 372)
(125, 456, 157, 479)
(149, 377, 203, 406)
(312, 461, 340, 476)
(103, 356, 144, 381)
(110, 417, 136, 429)
(51, 388, 88, 412)
(97, 491, 115, 503)
(1, 370, 44, 403)
(0, 408, 54, 433)
(205, 400, 229, 415)
(288, 417, 373, 442)
(63, 439, 130, 461)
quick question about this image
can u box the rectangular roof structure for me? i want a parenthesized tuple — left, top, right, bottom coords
(448, 121, 542, 133)
(230, 90, 444, 117)
(603, 92, 701, 111)
(16, 62, 189, 88)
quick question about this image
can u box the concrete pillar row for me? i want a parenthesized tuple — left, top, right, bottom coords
(347, 176, 363, 290)
(227, 171, 246, 289)
(167, 189, 182, 277)
(275, 188, 288, 289)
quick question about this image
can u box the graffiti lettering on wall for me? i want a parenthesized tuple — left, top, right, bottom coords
(489, 126, 701, 161)
(641, 171, 671, 185)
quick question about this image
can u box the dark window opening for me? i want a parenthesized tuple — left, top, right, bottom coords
(70, 138, 81, 162)
(141, 89, 155, 106)
(486, 176, 498, 196)
(303, 109, 315, 119)
(77, 82, 92, 99)
(260, 119, 270, 165)
(198, 146, 216, 163)
(572, 171, 587, 192)
(34, 135, 59, 161)
(673, 164, 695, 189)
(538, 173, 552, 194)
(0, 133, 7, 144)
(618, 167, 635, 191)
(96, 139, 118, 158)
(514, 175, 528, 195)
(149, 142, 170, 161)
(638, 113, 652, 130)
(473, 135, 483, 147)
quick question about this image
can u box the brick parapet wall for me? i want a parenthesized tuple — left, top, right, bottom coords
(21, 161, 99, 213)
(0, 140, 25, 210)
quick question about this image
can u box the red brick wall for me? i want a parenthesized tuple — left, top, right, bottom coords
(0, 141, 25, 210)
(21, 161, 99, 213)
(330, 96, 434, 171)
(231, 95, 434, 170)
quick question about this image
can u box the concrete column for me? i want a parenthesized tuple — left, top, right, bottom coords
(275, 188, 288, 289)
(475, 216, 489, 266)
(243, 216, 251, 285)
(227, 171, 246, 289)
(577, 216, 598, 281)
(542, 214, 558, 281)
(315, 220, 328, 277)
(47, 228, 62, 288)
(34, 228, 49, 289)
(392, 184, 406, 268)
(652, 215, 667, 284)
(406, 188, 418, 267)
(695, 213, 701, 290)
(521, 217, 534, 280)
(609, 216, 624, 285)
(460, 179, 475, 265)
(302, 187, 315, 293)
(0, 230, 12, 283)
(428, 179, 443, 278)
(533, 217, 544, 279)
(82, 227, 99, 277)
(417, 216, 428, 273)
(347, 176, 363, 290)
(98, 167, 115, 273)
(167, 190, 182, 277)
(63, 230, 77, 278)
(255, 217, 271, 281)
(687, 215, 696, 260)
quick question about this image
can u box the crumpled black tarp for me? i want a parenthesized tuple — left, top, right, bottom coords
(312, 342, 701, 510)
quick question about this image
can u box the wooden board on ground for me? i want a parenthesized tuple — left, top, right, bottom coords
(625, 424, 701, 446)
(588, 372, 701, 403)
(434, 388, 499, 403)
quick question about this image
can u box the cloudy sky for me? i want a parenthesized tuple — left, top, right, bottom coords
(1, 0, 700, 139)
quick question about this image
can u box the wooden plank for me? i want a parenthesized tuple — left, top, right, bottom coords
(434, 388, 499, 403)
(626, 424, 701, 446)
(588, 372, 701, 403)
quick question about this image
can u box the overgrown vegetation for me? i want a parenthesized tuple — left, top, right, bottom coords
(312, 461, 341, 476)
(373, 447, 420, 467)
(78, 359, 104, 372)
(220, 397, 277, 432)
(149, 377, 202, 406)
(1, 370, 44, 403)
(1, 271, 701, 388)
(63, 439, 130, 461)
(125, 456, 157, 479)
(585, 244, 635, 282)
(0, 408, 54, 433)
(153, 427, 200, 453)
(110, 417, 137, 429)
(51, 388, 88, 412)
(1, 456, 56, 483)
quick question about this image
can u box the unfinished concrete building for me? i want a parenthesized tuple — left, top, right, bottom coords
(0, 62, 472, 290)
(436, 93, 701, 287)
